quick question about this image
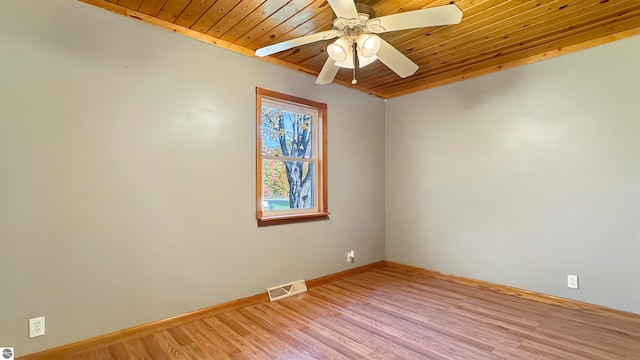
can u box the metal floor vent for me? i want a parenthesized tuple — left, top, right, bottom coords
(267, 279, 307, 301)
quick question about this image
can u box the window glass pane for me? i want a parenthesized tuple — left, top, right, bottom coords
(261, 106, 313, 158)
(262, 159, 314, 210)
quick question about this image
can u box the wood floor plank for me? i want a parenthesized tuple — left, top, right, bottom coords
(152, 330, 196, 359)
(106, 343, 132, 360)
(64, 266, 640, 359)
(206, 321, 271, 360)
(243, 305, 350, 360)
(121, 338, 153, 359)
(223, 311, 308, 359)
(167, 327, 195, 347)
(140, 334, 172, 359)
(180, 322, 234, 359)
(192, 320, 240, 355)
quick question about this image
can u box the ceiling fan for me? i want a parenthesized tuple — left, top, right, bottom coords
(255, 0, 463, 85)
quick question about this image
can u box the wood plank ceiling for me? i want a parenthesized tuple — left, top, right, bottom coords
(80, 0, 640, 98)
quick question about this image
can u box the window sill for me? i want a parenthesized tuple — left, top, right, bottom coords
(257, 212, 330, 227)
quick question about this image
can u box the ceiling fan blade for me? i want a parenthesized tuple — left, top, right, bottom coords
(367, 4, 463, 33)
(255, 30, 343, 57)
(316, 58, 340, 84)
(327, 0, 358, 19)
(376, 39, 419, 78)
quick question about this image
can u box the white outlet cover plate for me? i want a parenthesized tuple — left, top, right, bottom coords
(347, 250, 355, 262)
(29, 316, 45, 338)
(567, 275, 579, 289)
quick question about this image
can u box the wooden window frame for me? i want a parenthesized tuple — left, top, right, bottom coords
(256, 87, 329, 227)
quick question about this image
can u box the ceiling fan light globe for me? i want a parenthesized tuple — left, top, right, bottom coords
(357, 34, 381, 58)
(362, 36, 378, 50)
(327, 38, 350, 62)
(327, 43, 345, 62)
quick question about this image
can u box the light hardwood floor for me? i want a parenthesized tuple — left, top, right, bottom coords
(65, 266, 640, 359)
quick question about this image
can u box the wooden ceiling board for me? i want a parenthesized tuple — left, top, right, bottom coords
(217, 0, 290, 43)
(234, 0, 320, 47)
(173, 0, 218, 28)
(78, 0, 640, 98)
(118, 0, 144, 9)
(156, 0, 192, 21)
(371, 1, 574, 70)
(187, 0, 242, 33)
(246, 0, 331, 50)
(138, 0, 167, 15)
(384, 1, 551, 52)
(413, 4, 640, 78)
(283, 43, 328, 65)
(202, 0, 265, 37)
(372, 0, 445, 16)
(419, 0, 632, 61)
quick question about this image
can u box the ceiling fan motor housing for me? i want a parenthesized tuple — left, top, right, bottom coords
(332, 3, 376, 33)
(355, 3, 376, 18)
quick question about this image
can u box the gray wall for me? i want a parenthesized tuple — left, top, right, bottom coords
(2, 0, 639, 356)
(0, 1, 386, 355)
(386, 36, 640, 314)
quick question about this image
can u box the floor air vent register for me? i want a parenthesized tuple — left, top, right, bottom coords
(267, 280, 307, 301)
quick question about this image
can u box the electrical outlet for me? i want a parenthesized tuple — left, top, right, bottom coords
(29, 316, 45, 338)
(346, 250, 355, 263)
(567, 275, 579, 289)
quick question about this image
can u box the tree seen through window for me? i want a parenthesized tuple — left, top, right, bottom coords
(261, 107, 314, 210)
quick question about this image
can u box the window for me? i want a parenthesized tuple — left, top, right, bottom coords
(256, 87, 328, 226)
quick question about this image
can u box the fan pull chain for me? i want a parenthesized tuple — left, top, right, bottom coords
(352, 42, 359, 85)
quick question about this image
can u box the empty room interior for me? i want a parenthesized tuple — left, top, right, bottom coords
(1, 0, 639, 359)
